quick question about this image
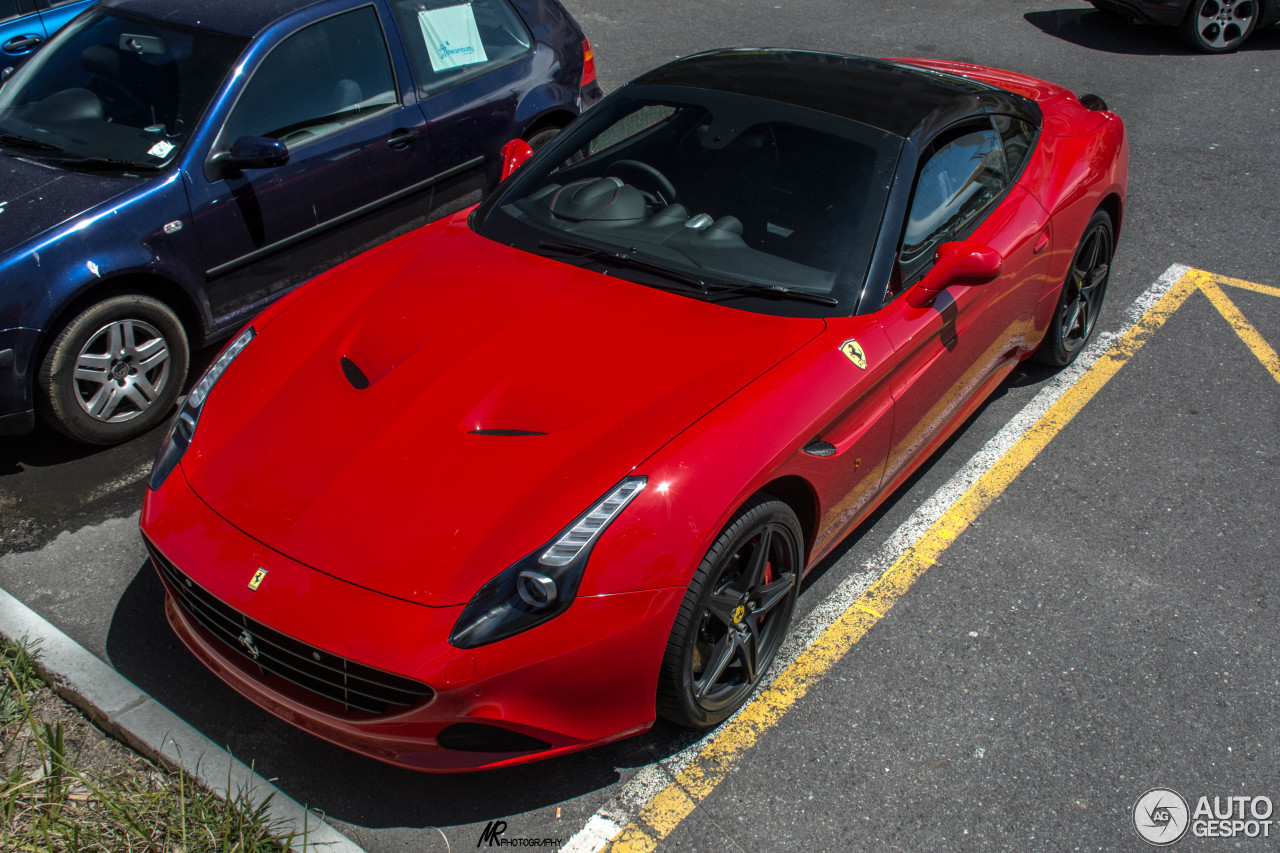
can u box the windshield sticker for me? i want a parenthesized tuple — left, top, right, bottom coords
(147, 140, 175, 159)
(418, 5, 489, 72)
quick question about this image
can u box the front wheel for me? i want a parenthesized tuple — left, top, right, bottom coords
(1034, 211, 1113, 368)
(37, 294, 189, 444)
(1179, 0, 1257, 52)
(657, 497, 802, 728)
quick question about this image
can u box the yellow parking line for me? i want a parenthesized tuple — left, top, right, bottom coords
(1199, 277, 1280, 385)
(605, 270, 1204, 852)
(1210, 274, 1280, 301)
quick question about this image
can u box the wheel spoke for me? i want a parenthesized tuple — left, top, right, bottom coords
(695, 633, 736, 699)
(739, 624, 759, 683)
(743, 526, 773, 591)
(752, 575, 795, 618)
(1061, 298, 1083, 336)
(134, 335, 168, 364)
(136, 344, 170, 373)
(86, 384, 126, 419)
(1084, 262, 1109, 292)
(707, 591, 740, 627)
(73, 352, 112, 383)
(105, 322, 124, 356)
(131, 374, 159, 404)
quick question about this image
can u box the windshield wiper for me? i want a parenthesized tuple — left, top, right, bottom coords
(536, 240, 708, 293)
(705, 281, 840, 306)
(48, 156, 159, 173)
(0, 132, 64, 153)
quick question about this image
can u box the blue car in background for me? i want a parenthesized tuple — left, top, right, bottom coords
(0, 0, 94, 63)
(0, 0, 600, 443)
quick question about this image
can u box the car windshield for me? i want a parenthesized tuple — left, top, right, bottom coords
(476, 85, 902, 314)
(0, 9, 247, 172)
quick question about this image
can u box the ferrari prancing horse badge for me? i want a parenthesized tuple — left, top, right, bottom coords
(248, 568, 267, 591)
(840, 339, 867, 370)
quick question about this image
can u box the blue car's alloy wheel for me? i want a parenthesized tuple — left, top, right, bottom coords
(38, 294, 189, 444)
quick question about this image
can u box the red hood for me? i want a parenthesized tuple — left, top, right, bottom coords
(889, 58, 1109, 137)
(182, 218, 823, 606)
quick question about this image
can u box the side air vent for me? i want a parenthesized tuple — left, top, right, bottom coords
(802, 439, 837, 457)
(341, 356, 370, 390)
(1078, 93, 1108, 111)
(468, 429, 547, 436)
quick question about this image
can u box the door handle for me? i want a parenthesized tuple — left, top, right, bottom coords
(3, 35, 43, 54)
(1033, 230, 1050, 255)
(385, 129, 419, 150)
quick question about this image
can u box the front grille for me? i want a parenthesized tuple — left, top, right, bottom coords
(147, 542, 434, 717)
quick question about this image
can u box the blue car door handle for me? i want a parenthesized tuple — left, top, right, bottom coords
(3, 35, 44, 54)
(385, 129, 419, 150)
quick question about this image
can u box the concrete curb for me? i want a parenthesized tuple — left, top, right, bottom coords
(0, 585, 365, 853)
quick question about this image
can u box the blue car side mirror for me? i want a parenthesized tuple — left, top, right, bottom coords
(215, 135, 290, 175)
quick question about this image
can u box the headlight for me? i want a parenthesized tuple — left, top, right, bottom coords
(449, 477, 646, 649)
(148, 327, 255, 491)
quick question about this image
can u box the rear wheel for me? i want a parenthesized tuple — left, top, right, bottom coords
(657, 497, 802, 728)
(1179, 0, 1257, 52)
(37, 294, 189, 444)
(524, 125, 563, 152)
(1034, 211, 1113, 368)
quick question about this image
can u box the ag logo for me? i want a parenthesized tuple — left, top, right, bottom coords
(248, 568, 267, 591)
(1134, 788, 1190, 845)
(840, 338, 867, 370)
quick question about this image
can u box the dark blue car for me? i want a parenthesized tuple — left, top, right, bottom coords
(0, 0, 600, 443)
(1, 0, 96, 62)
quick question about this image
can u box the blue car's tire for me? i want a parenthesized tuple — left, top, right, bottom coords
(38, 294, 189, 445)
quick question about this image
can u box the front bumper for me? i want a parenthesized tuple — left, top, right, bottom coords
(0, 327, 40, 435)
(140, 467, 683, 772)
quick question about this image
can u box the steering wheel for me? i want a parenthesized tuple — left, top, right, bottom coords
(604, 160, 679, 206)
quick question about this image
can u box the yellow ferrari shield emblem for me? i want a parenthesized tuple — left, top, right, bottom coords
(840, 339, 867, 370)
(732, 605, 746, 625)
(248, 568, 267, 591)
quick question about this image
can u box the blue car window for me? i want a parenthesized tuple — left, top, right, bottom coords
(0, 8, 246, 170)
(0, 1, 23, 23)
(391, 0, 532, 98)
(219, 6, 397, 149)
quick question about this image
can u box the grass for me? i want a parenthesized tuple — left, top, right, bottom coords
(1, 636, 298, 852)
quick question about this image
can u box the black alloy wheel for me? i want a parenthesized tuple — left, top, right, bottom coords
(1034, 210, 1113, 368)
(658, 497, 802, 728)
(1180, 0, 1257, 52)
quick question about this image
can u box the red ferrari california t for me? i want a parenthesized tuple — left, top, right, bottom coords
(140, 49, 1127, 772)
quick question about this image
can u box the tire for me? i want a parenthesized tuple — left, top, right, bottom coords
(1034, 211, 1113, 368)
(37, 294, 189, 445)
(1179, 0, 1257, 52)
(657, 496, 802, 728)
(524, 126, 563, 152)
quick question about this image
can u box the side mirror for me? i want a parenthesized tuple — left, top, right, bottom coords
(906, 242, 1003, 309)
(500, 138, 534, 181)
(215, 135, 289, 175)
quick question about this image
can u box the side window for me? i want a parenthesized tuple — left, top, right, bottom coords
(0, 1, 24, 23)
(993, 114, 1036, 177)
(219, 7, 396, 149)
(897, 125, 1008, 288)
(391, 0, 532, 98)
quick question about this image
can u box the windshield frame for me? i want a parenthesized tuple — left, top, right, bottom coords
(0, 7, 249, 175)
(473, 83, 904, 318)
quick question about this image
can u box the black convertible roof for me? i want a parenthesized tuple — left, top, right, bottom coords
(634, 49, 1038, 142)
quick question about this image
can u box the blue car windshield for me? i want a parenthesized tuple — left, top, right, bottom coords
(0, 9, 247, 172)
(477, 85, 902, 314)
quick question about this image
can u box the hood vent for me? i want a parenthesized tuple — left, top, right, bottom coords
(340, 356, 370, 390)
(468, 429, 547, 437)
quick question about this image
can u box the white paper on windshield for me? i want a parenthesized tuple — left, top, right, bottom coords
(147, 140, 175, 159)
(418, 5, 489, 72)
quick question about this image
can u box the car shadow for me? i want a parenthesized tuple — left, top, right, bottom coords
(104, 562, 702, 829)
(1024, 8, 1280, 55)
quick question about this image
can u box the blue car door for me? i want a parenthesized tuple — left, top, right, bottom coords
(34, 0, 95, 38)
(0, 0, 47, 61)
(184, 2, 435, 328)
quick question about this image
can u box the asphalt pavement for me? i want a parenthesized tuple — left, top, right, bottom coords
(1, 1, 1278, 850)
